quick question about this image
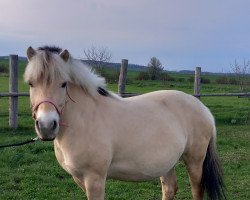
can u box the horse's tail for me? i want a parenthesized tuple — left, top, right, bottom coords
(201, 136, 226, 200)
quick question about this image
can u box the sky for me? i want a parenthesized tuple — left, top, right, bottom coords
(0, 0, 249, 72)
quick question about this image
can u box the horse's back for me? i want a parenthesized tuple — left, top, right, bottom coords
(128, 90, 215, 143)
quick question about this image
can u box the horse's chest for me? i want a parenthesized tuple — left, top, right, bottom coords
(54, 142, 89, 178)
(54, 143, 75, 175)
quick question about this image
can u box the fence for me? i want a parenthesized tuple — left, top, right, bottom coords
(1, 55, 250, 128)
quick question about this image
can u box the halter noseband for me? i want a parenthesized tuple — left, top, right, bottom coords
(32, 99, 62, 117)
(32, 99, 68, 127)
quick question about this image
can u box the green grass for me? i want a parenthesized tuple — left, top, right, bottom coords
(0, 59, 250, 199)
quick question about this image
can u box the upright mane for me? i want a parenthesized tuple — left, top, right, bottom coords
(24, 46, 106, 98)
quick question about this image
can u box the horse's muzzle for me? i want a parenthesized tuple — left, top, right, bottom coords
(35, 119, 58, 141)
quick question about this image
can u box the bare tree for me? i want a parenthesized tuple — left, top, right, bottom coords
(231, 59, 250, 91)
(147, 57, 164, 80)
(83, 46, 112, 71)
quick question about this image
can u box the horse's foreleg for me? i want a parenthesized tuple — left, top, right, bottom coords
(73, 176, 86, 192)
(84, 173, 106, 200)
(160, 167, 178, 200)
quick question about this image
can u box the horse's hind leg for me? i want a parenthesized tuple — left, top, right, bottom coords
(160, 167, 178, 200)
(185, 161, 204, 200)
(183, 145, 208, 200)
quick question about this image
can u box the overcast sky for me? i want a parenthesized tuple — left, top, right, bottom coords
(0, 0, 249, 72)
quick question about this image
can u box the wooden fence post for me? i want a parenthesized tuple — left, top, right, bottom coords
(9, 55, 18, 128)
(194, 67, 201, 98)
(118, 59, 128, 96)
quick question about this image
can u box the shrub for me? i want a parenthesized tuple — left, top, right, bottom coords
(228, 77, 239, 85)
(159, 72, 175, 82)
(105, 71, 120, 83)
(167, 76, 176, 82)
(0, 64, 8, 74)
(135, 71, 150, 80)
(201, 77, 211, 84)
(178, 78, 185, 82)
(95, 68, 120, 83)
(216, 76, 228, 84)
(188, 76, 194, 83)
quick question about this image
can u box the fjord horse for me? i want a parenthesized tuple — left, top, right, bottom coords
(24, 46, 225, 200)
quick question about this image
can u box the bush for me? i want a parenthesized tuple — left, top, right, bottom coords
(228, 77, 239, 85)
(0, 64, 8, 74)
(105, 71, 120, 83)
(159, 72, 175, 82)
(135, 71, 150, 80)
(95, 68, 120, 83)
(216, 76, 228, 84)
(201, 77, 211, 84)
(187, 76, 211, 84)
(167, 76, 176, 82)
(188, 76, 194, 83)
(177, 78, 185, 82)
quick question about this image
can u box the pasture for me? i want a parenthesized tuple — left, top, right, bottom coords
(0, 59, 249, 199)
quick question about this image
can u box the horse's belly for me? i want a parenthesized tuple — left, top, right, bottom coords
(107, 169, 156, 181)
(107, 154, 180, 181)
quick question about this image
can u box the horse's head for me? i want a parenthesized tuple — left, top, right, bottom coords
(24, 46, 71, 141)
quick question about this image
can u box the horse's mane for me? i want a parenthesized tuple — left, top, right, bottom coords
(24, 46, 110, 98)
(37, 46, 62, 54)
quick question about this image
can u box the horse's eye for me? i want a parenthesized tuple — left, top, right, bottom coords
(61, 82, 67, 88)
(28, 81, 33, 87)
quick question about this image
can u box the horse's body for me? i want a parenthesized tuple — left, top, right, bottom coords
(24, 46, 225, 200)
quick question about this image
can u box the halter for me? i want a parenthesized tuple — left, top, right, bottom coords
(32, 99, 68, 127)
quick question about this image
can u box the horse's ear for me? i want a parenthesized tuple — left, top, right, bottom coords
(27, 46, 36, 61)
(60, 49, 70, 62)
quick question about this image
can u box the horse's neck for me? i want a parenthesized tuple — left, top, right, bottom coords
(56, 84, 97, 143)
(65, 83, 97, 114)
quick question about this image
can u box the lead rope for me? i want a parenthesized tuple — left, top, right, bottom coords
(0, 136, 39, 149)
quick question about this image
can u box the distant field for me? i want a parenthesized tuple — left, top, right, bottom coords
(0, 59, 249, 199)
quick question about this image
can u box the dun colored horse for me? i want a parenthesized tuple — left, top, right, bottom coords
(24, 46, 226, 200)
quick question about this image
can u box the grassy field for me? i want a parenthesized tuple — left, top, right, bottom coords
(0, 59, 249, 199)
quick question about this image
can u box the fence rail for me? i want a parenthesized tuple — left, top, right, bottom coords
(194, 92, 250, 98)
(0, 55, 249, 128)
(0, 92, 29, 97)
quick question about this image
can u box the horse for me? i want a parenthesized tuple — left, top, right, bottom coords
(24, 46, 226, 200)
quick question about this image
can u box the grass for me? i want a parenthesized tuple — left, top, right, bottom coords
(0, 59, 250, 199)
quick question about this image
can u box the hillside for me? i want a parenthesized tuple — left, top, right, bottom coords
(82, 60, 147, 71)
(1, 57, 249, 76)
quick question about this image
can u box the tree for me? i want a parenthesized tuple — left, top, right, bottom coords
(231, 59, 250, 91)
(147, 57, 164, 80)
(83, 46, 112, 72)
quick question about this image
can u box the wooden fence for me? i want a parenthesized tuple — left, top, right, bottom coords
(1, 55, 250, 128)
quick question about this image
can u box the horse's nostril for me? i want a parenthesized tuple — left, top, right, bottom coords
(35, 120, 39, 128)
(52, 120, 57, 130)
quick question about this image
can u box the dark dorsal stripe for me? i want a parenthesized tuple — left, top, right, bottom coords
(97, 87, 109, 96)
(37, 46, 62, 54)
